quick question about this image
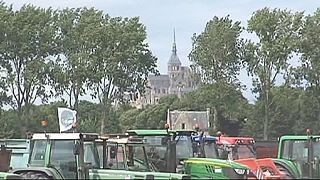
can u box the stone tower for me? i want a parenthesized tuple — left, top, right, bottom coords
(168, 29, 183, 96)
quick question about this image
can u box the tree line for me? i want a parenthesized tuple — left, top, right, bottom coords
(0, 2, 320, 140)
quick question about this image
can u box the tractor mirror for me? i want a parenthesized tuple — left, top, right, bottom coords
(110, 146, 117, 159)
(73, 142, 80, 155)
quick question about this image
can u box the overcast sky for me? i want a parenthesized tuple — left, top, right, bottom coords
(3, 0, 320, 102)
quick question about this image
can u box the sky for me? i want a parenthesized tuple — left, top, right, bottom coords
(3, 0, 320, 103)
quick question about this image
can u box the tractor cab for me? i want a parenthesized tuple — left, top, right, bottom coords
(191, 135, 219, 159)
(95, 134, 191, 180)
(11, 132, 156, 179)
(215, 135, 283, 179)
(216, 136, 256, 160)
(126, 129, 251, 179)
(274, 130, 320, 179)
(0, 145, 23, 179)
(13, 133, 100, 179)
(96, 134, 154, 171)
(126, 129, 196, 172)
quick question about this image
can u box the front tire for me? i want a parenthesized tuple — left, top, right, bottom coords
(275, 164, 294, 179)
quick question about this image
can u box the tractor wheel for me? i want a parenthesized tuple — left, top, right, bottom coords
(19, 171, 51, 179)
(275, 164, 294, 179)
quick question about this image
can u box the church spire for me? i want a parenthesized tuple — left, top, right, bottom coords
(172, 28, 177, 53)
(168, 28, 181, 65)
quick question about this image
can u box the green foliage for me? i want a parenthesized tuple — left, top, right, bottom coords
(2, 3, 320, 140)
(240, 7, 303, 139)
(0, 109, 19, 138)
(296, 8, 320, 127)
(179, 83, 250, 135)
(189, 15, 242, 84)
(0, 4, 59, 136)
(86, 14, 158, 134)
(49, 8, 104, 110)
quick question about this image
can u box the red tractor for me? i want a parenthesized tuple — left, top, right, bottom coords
(216, 135, 283, 179)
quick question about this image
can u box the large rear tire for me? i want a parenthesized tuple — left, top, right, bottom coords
(19, 171, 51, 180)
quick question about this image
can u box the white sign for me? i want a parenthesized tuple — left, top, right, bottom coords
(58, 107, 77, 133)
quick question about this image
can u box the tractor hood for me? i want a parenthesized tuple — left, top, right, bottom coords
(185, 158, 250, 169)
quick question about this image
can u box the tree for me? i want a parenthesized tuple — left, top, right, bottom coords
(240, 8, 303, 140)
(0, 2, 10, 109)
(87, 15, 158, 134)
(118, 95, 176, 131)
(77, 100, 102, 133)
(297, 8, 320, 130)
(49, 7, 103, 111)
(188, 15, 243, 132)
(241, 86, 306, 139)
(189, 15, 242, 84)
(0, 5, 59, 137)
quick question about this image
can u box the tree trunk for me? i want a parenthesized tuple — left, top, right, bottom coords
(17, 105, 26, 138)
(100, 101, 110, 135)
(317, 106, 320, 133)
(100, 109, 106, 135)
(212, 106, 218, 133)
(263, 90, 269, 140)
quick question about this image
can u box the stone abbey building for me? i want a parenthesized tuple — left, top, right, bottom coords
(132, 33, 199, 109)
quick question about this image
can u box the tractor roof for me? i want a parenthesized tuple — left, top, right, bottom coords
(126, 129, 196, 136)
(216, 136, 255, 145)
(106, 137, 145, 144)
(192, 135, 217, 142)
(126, 129, 175, 136)
(31, 133, 99, 141)
(279, 135, 320, 141)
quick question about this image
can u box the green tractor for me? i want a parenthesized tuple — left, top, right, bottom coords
(0, 139, 31, 170)
(126, 129, 251, 179)
(95, 134, 191, 179)
(272, 129, 320, 179)
(0, 145, 22, 179)
(11, 132, 155, 179)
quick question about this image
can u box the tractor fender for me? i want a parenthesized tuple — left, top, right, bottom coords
(235, 158, 265, 179)
(272, 158, 299, 179)
(255, 158, 281, 179)
(12, 167, 64, 179)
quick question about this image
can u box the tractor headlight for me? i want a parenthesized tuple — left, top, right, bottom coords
(234, 168, 246, 175)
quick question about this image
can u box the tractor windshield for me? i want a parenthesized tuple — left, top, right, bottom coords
(237, 144, 256, 159)
(105, 144, 126, 170)
(217, 144, 255, 160)
(127, 144, 151, 172)
(50, 140, 77, 179)
(176, 135, 193, 159)
(143, 136, 168, 171)
(29, 140, 47, 166)
(83, 141, 100, 169)
(204, 141, 219, 158)
(282, 139, 320, 161)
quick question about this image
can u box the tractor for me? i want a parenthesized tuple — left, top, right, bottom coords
(272, 129, 320, 179)
(215, 135, 283, 179)
(11, 132, 155, 179)
(0, 139, 31, 170)
(126, 129, 251, 179)
(0, 145, 22, 179)
(95, 134, 191, 179)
